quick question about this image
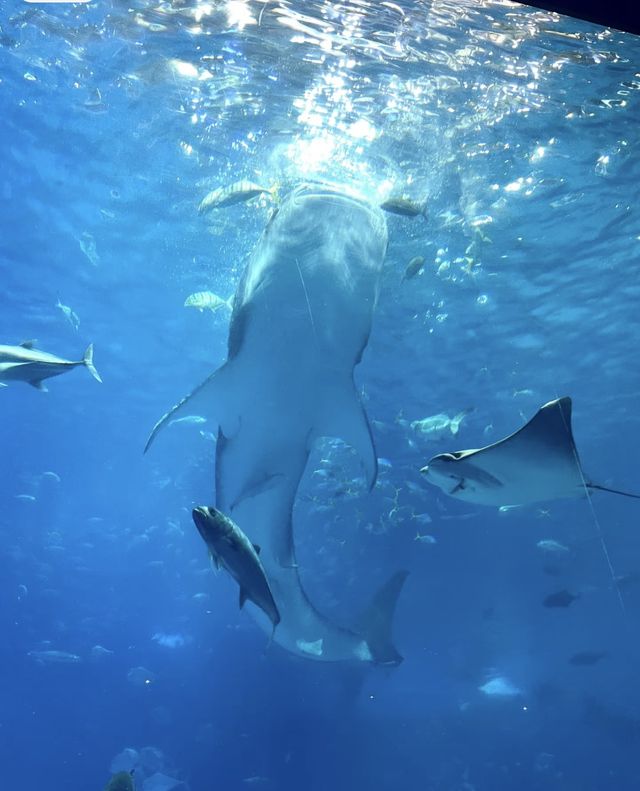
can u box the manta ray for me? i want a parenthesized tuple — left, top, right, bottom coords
(147, 183, 407, 664)
(421, 396, 640, 507)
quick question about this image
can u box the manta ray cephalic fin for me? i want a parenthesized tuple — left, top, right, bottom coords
(144, 362, 238, 453)
(312, 378, 378, 490)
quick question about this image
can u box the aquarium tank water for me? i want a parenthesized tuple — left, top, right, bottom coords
(1, 0, 639, 789)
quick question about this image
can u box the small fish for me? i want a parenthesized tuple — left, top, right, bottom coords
(198, 180, 274, 213)
(414, 532, 437, 544)
(614, 571, 640, 591)
(380, 196, 427, 219)
(569, 650, 606, 666)
(15, 494, 36, 502)
(184, 291, 233, 313)
(402, 256, 425, 281)
(55, 299, 80, 330)
(478, 675, 522, 697)
(169, 414, 207, 427)
(411, 408, 474, 441)
(90, 644, 114, 659)
(543, 589, 579, 608)
(0, 340, 101, 389)
(192, 506, 280, 631)
(41, 471, 61, 482)
(536, 539, 569, 554)
(79, 232, 99, 266)
(83, 88, 108, 114)
(27, 649, 82, 664)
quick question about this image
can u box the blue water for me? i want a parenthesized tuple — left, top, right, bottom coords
(2, 1, 640, 789)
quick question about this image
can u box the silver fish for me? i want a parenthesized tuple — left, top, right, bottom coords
(198, 180, 273, 213)
(192, 505, 280, 631)
(410, 408, 473, 441)
(184, 291, 233, 313)
(380, 196, 427, 219)
(0, 340, 101, 390)
(402, 255, 425, 281)
(27, 650, 82, 664)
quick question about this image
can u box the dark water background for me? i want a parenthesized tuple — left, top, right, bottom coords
(1, 0, 640, 789)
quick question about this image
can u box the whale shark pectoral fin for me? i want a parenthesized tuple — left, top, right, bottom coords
(313, 379, 378, 490)
(355, 570, 408, 666)
(144, 362, 237, 454)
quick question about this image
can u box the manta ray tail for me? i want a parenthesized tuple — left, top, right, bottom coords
(144, 362, 236, 453)
(356, 570, 408, 666)
(587, 483, 640, 500)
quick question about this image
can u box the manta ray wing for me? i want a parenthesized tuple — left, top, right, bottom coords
(424, 397, 586, 506)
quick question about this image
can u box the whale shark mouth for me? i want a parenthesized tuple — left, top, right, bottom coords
(289, 181, 375, 210)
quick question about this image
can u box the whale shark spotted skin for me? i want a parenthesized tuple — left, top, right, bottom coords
(147, 183, 406, 664)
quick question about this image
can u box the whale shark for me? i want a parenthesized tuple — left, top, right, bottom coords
(147, 183, 407, 664)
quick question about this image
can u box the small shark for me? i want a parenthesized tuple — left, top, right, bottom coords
(421, 397, 640, 506)
(192, 505, 280, 631)
(0, 340, 101, 390)
(147, 183, 406, 664)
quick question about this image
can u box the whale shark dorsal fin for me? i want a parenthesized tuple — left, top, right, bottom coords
(144, 362, 238, 453)
(253, 543, 261, 555)
(20, 339, 36, 349)
(355, 570, 408, 666)
(313, 378, 378, 490)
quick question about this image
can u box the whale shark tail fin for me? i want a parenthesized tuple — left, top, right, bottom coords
(144, 362, 237, 454)
(356, 570, 408, 666)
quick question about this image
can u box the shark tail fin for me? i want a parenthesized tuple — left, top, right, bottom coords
(587, 483, 640, 500)
(144, 362, 236, 454)
(356, 570, 408, 666)
(83, 344, 102, 383)
(451, 407, 474, 435)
